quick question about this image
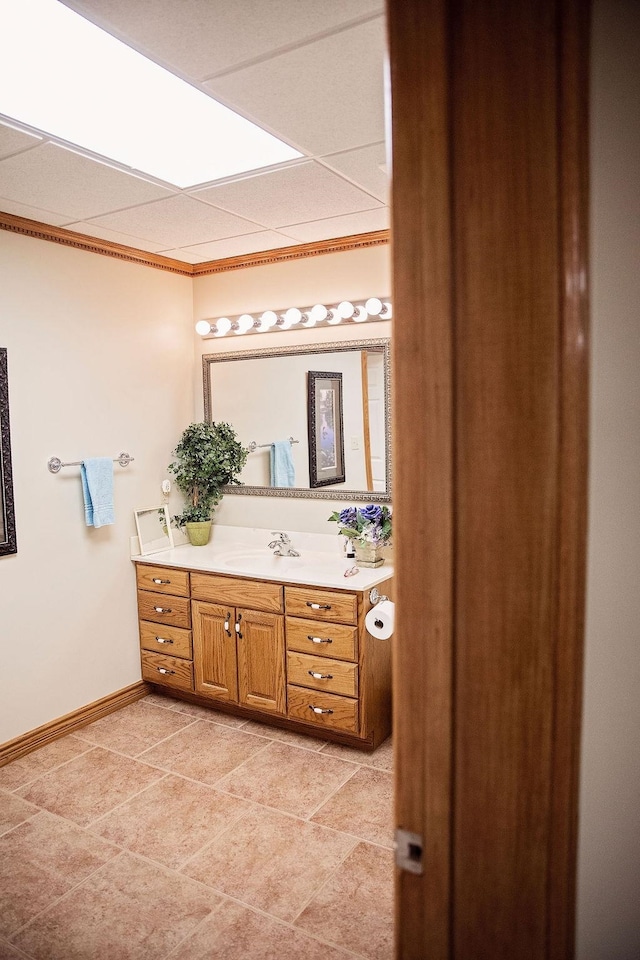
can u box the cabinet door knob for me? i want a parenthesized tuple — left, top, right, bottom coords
(235, 614, 243, 639)
(308, 635, 332, 644)
(152, 578, 170, 584)
(157, 667, 175, 675)
(307, 602, 332, 610)
(224, 612, 232, 638)
(154, 606, 172, 614)
(309, 705, 334, 715)
(308, 670, 333, 680)
(155, 637, 174, 645)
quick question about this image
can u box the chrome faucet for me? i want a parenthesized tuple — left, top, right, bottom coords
(268, 531, 300, 557)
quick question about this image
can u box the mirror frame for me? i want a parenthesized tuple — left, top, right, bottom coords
(134, 504, 174, 556)
(202, 337, 391, 502)
(0, 348, 17, 557)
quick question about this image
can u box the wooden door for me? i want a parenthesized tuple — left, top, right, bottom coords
(236, 608, 286, 715)
(192, 600, 238, 703)
(388, 0, 589, 957)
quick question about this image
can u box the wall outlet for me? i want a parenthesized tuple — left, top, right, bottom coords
(351, 436, 360, 450)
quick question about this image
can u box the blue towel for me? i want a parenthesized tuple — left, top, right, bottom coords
(270, 440, 295, 488)
(81, 457, 115, 527)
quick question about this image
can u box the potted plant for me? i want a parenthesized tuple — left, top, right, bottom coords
(169, 421, 248, 546)
(328, 504, 392, 567)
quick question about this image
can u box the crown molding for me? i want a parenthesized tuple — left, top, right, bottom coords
(0, 211, 390, 276)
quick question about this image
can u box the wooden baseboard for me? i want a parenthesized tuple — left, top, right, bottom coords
(0, 680, 151, 767)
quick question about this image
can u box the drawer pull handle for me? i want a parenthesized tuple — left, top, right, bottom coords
(309, 705, 334, 715)
(307, 602, 332, 610)
(154, 606, 172, 614)
(157, 667, 175, 676)
(309, 670, 333, 680)
(224, 613, 232, 638)
(152, 578, 170, 584)
(235, 614, 243, 640)
(155, 637, 174, 645)
(308, 635, 332, 644)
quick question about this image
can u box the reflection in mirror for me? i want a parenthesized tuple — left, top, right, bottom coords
(134, 505, 174, 555)
(203, 339, 390, 502)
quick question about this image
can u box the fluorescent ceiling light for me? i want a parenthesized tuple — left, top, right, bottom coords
(0, 0, 302, 188)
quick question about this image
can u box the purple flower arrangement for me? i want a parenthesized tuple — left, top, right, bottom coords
(328, 504, 392, 546)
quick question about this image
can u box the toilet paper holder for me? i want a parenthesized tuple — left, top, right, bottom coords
(369, 587, 389, 606)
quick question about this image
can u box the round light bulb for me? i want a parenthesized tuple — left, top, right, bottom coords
(353, 305, 368, 322)
(337, 300, 355, 319)
(310, 304, 328, 323)
(379, 301, 393, 319)
(326, 308, 342, 325)
(235, 313, 254, 334)
(258, 310, 278, 331)
(282, 307, 302, 328)
(215, 317, 231, 336)
(195, 319, 211, 336)
(365, 297, 383, 316)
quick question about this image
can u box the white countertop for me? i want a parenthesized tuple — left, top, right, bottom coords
(132, 525, 393, 592)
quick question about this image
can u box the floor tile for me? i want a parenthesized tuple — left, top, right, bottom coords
(0, 938, 32, 959)
(215, 741, 357, 817)
(90, 774, 251, 869)
(168, 700, 248, 727)
(321, 736, 394, 772)
(0, 791, 39, 837)
(139, 720, 268, 785)
(18, 747, 164, 826)
(182, 806, 356, 922)
(12, 853, 222, 960)
(142, 692, 177, 709)
(0, 737, 92, 792)
(240, 719, 327, 751)
(167, 898, 353, 960)
(0, 811, 117, 938)
(296, 842, 394, 959)
(74, 700, 194, 756)
(311, 767, 394, 847)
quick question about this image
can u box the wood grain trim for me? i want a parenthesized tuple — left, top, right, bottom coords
(387, 0, 454, 956)
(0, 212, 192, 275)
(190, 230, 390, 275)
(0, 680, 150, 767)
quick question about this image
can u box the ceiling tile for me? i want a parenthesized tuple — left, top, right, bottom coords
(0, 197, 68, 226)
(0, 123, 42, 160)
(86, 195, 263, 249)
(321, 142, 389, 202)
(63, 221, 168, 253)
(194, 162, 382, 229)
(0, 143, 174, 221)
(172, 230, 300, 263)
(61, 0, 383, 80)
(204, 18, 385, 155)
(280, 207, 389, 243)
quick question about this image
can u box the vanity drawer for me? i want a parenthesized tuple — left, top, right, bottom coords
(287, 685, 359, 734)
(191, 573, 283, 614)
(141, 650, 194, 691)
(136, 565, 189, 597)
(139, 620, 192, 659)
(287, 651, 358, 698)
(286, 617, 357, 661)
(285, 586, 357, 624)
(137, 590, 191, 629)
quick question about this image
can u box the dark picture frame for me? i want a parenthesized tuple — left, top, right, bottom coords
(0, 348, 17, 557)
(307, 370, 345, 488)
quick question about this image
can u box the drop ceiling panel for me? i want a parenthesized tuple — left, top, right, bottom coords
(61, 0, 383, 80)
(321, 142, 389, 202)
(0, 123, 42, 160)
(64, 221, 169, 253)
(281, 207, 389, 243)
(194, 162, 382, 229)
(0, 143, 174, 221)
(86, 194, 263, 249)
(0, 197, 68, 227)
(204, 19, 385, 155)
(174, 230, 302, 263)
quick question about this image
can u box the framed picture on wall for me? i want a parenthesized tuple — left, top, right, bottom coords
(307, 370, 345, 488)
(0, 348, 17, 557)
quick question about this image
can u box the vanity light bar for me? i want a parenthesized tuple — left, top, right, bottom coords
(194, 297, 392, 338)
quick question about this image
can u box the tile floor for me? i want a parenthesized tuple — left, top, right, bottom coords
(0, 693, 394, 959)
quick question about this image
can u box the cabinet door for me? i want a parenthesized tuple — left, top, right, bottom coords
(192, 600, 238, 703)
(237, 608, 286, 715)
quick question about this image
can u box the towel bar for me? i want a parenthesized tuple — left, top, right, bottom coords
(248, 436, 299, 453)
(47, 452, 134, 473)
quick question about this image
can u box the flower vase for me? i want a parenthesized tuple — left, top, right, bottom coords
(185, 521, 212, 546)
(354, 542, 384, 568)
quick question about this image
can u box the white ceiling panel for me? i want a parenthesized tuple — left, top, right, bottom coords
(204, 19, 385, 155)
(61, 0, 383, 81)
(174, 230, 301, 263)
(0, 196, 68, 226)
(86, 195, 263, 249)
(321, 142, 389, 202)
(0, 123, 42, 160)
(194, 162, 382, 229)
(281, 207, 389, 244)
(0, 143, 174, 221)
(63, 221, 169, 253)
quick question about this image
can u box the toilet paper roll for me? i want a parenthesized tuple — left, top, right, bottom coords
(365, 599, 395, 640)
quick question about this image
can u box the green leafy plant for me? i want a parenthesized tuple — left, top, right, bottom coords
(168, 421, 248, 529)
(328, 504, 392, 546)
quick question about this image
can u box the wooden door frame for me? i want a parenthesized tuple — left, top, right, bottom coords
(388, 1, 589, 957)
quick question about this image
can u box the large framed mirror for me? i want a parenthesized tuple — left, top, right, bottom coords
(0, 347, 17, 557)
(203, 338, 391, 502)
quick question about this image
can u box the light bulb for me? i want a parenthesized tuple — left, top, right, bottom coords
(379, 301, 393, 319)
(326, 308, 342, 325)
(310, 304, 328, 323)
(195, 319, 211, 336)
(365, 297, 383, 316)
(282, 307, 302, 328)
(235, 313, 254, 334)
(215, 317, 231, 336)
(258, 310, 278, 331)
(337, 300, 355, 319)
(353, 305, 368, 322)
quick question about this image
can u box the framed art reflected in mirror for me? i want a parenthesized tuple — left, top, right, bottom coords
(0, 348, 17, 557)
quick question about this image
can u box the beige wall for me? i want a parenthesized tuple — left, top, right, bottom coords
(577, 1, 640, 956)
(0, 232, 193, 743)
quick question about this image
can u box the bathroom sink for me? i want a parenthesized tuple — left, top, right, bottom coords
(220, 551, 307, 575)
